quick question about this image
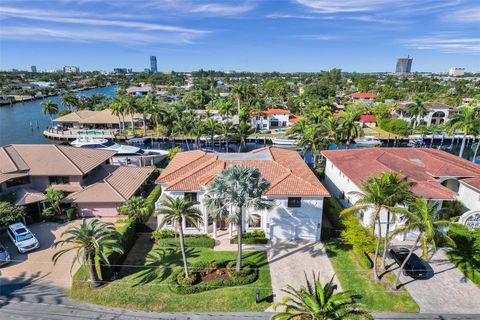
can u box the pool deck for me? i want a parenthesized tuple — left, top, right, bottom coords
(43, 128, 129, 140)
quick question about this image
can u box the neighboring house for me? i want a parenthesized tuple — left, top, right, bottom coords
(348, 92, 377, 102)
(155, 147, 330, 241)
(0, 144, 153, 218)
(458, 177, 480, 230)
(126, 85, 153, 96)
(251, 109, 290, 131)
(359, 114, 377, 127)
(321, 148, 480, 237)
(54, 109, 147, 129)
(397, 102, 452, 127)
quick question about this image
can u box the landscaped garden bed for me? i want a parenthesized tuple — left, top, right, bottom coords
(232, 230, 268, 244)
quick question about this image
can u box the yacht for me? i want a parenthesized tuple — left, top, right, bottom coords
(71, 137, 142, 155)
(354, 136, 382, 147)
(271, 137, 298, 146)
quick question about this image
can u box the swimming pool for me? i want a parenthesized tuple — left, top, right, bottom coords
(275, 129, 287, 133)
(78, 130, 105, 135)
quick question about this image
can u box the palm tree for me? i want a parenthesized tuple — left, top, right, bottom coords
(52, 219, 124, 287)
(232, 84, 252, 116)
(340, 173, 396, 279)
(448, 106, 479, 158)
(140, 92, 156, 136)
(203, 118, 219, 148)
(109, 100, 124, 131)
(236, 121, 254, 152)
(296, 125, 325, 168)
(337, 111, 363, 144)
(204, 165, 273, 271)
(149, 102, 168, 134)
(41, 100, 59, 127)
(379, 173, 415, 269)
(218, 121, 235, 152)
(117, 196, 151, 223)
(157, 196, 203, 279)
(406, 97, 428, 131)
(44, 187, 65, 215)
(190, 120, 204, 150)
(61, 93, 79, 111)
(123, 96, 137, 132)
(389, 199, 454, 289)
(272, 273, 373, 320)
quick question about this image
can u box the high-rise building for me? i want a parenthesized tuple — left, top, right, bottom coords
(63, 66, 80, 73)
(449, 67, 465, 76)
(395, 56, 413, 74)
(28, 65, 37, 73)
(150, 56, 157, 73)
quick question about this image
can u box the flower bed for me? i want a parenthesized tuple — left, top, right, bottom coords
(169, 260, 258, 294)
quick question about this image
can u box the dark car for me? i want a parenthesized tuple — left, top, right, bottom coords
(389, 247, 430, 279)
(0, 242, 11, 266)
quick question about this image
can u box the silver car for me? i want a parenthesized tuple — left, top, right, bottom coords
(0, 242, 11, 266)
(7, 223, 40, 253)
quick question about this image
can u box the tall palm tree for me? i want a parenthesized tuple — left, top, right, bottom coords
(41, 100, 59, 127)
(296, 125, 326, 168)
(123, 96, 137, 132)
(204, 165, 273, 271)
(218, 121, 235, 152)
(448, 106, 479, 158)
(341, 173, 396, 280)
(272, 273, 373, 320)
(232, 84, 250, 116)
(203, 118, 219, 148)
(379, 173, 415, 269)
(109, 100, 124, 131)
(157, 196, 203, 279)
(236, 121, 254, 152)
(389, 199, 454, 289)
(52, 219, 124, 287)
(190, 119, 204, 149)
(140, 92, 156, 136)
(406, 97, 428, 131)
(61, 93, 79, 111)
(337, 111, 363, 144)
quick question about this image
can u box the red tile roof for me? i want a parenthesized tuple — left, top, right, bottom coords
(359, 115, 376, 122)
(349, 92, 377, 99)
(461, 177, 480, 191)
(289, 115, 304, 123)
(252, 108, 290, 115)
(322, 148, 480, 200)
(157, 147, 329, 197)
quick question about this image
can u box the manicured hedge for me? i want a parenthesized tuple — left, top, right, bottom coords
(232, 230, 268, 244)
(168, 260, 258, 295)
(340, 215, 376, 269)
(322, 197, 344, 240)
(155, 235, 215, 248)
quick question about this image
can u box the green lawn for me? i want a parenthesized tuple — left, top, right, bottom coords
(325, 240, 419, 312)
(447, 251, 480, 286)
(69, 242, 272, 312)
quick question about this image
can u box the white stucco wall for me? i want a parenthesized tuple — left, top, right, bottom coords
(458, 183, 480, 211)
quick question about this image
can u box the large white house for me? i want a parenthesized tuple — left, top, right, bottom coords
(458, 177, 480, 229)
(322, 148, 480, 238)
(251, 109, 291, 131)
(155, 147, 329, 241)
(397, 102, 452, 127)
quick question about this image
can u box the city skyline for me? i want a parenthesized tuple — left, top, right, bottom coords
(0, 0, 479, 72)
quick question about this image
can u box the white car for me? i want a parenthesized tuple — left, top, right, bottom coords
(7, 223, 40, 253)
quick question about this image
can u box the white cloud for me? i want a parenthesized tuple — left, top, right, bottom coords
(448, 7, 480, 22)
(402, 35, 480, 53)
(191, 3, 254, 15)
(298, 34, 336, 41)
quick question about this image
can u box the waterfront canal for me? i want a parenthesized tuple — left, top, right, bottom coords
(0, 85, 117, 145)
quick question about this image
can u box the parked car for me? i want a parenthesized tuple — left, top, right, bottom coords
(389, 247, 430, 279)
(0, 242, 10, 266)
(6, 223, 40, 253)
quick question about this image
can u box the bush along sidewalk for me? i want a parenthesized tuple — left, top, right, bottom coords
(232, 230, 268, 244)
(151, 230, 216, 248)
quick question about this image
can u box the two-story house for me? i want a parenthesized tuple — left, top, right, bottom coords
(155, 147, 330, 241)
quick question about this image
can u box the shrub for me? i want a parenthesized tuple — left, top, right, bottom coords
(340, 215, 376, 268)
(152, 229, 175, 240)
(233, 230, 268, 244)
(176, 271, 199, 286)
(41, 207, 56, 221)
(146, 184, 162, 207)
(149, 168, 161, 182)
(66, 207, 77, 221)
(226, 260, 252, 278)
(168, 260, 258, 295)
(156, 235, 215, 248)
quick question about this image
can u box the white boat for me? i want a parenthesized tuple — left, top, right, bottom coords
(71, 137, 144, 155)
(354, 136, 382, 147)
(271, 137, 298, 146)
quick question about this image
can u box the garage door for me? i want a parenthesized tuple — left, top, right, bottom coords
(295, 223, 317, 240)
(271, 224, 292, 240)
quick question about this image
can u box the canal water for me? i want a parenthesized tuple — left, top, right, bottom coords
(0, 85, 117, 146)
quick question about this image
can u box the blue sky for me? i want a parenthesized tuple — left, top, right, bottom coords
(0, 0, 479, 72)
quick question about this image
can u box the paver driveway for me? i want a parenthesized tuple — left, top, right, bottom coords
(0, 221, 82, 289)
(267, 240, 340, 306)
(394, 247, 480, 314)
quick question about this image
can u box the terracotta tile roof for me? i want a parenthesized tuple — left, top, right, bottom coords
(64, 165, 154, 203)
(289, 115, 304, 123)
(252, 108, 290, 115)
(461, 177, 480, 191)
(359, 115, 376, 122)
(0, 144, 115, 177)
(158, 147, 329, 197)
(322, 148, 480, 200)
(349, 92, 377, 99)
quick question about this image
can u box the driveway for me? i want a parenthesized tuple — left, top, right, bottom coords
(0, 221, 82, 289)
(393, 247, 480, 314)
(267, 240, 340, 307)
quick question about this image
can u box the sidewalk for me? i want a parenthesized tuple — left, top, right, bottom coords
(213, 230, 268, 251)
